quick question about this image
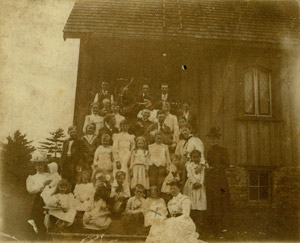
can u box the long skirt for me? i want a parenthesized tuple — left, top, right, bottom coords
(83, 211, 111, 230)
(30, 194, 46, 235)
(62, 157, 76, 186)
(145, 215, 204, 243)
(183, 179, 207, 211)
(131, 164, 149, 189)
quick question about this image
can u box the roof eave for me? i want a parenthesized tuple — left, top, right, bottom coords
(63, 31, 299, 50)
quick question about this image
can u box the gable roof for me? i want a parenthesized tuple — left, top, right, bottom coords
(63, 0, 299, 45)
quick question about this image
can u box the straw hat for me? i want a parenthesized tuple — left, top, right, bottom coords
(31, 152, 48, 163)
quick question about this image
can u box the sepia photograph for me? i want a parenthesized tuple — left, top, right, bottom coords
(0, 0, 299, 242)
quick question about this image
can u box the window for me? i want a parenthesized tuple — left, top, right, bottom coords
(244, 67, 272, 117)
(248, 171, 271, 202)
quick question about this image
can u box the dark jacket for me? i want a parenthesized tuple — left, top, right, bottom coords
(97, 125, 119, 145)
(81, 135, 100, 166)
(144, 122, 173, 145)
(134, 118, 154, 137)
(60, 138, 84, 167)
(177, 110, 198, 132)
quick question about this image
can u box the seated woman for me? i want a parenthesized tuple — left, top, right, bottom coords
(145, 180, 204, 243)
(26, 156, 50, 236)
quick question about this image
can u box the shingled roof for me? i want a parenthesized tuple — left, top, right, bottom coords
(63, 0, 299, 45)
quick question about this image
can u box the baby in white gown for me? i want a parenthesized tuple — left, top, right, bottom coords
(41, 162, 62, 205)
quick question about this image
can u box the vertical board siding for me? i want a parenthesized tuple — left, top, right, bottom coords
(198, 57, 212, 147)
(247, 121, 260, 165)
(74, 39, 292, 168)
(210, 59, 224, 131)
(279, 70, 293, 166)
(237, 122, 248, 165)
(223, 58, 237, 165)
(259, 122, 271, 166)
(74, 39, 93, 135)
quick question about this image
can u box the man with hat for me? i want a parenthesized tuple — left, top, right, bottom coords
(60, 125, 84, 187)
(205, 127, 230, 236)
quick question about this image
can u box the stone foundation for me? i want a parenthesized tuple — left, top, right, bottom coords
(273, 166, 300, 209)
(226, 166, 248, 207)
(225, 165, 300, 209)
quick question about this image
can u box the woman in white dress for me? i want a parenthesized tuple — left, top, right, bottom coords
(175, 124, 206, 188)
(145, 180, 204, 243)
(26, 158, 50, 236)
(83, 102, 103, 136)
(112, 120, 135, 183)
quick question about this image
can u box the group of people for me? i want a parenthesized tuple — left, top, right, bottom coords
(26, 82, 230, 242)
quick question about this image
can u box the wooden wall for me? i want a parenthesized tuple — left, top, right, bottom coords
(74, 36, 298, 167)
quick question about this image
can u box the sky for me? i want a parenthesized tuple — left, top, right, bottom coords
(0, 0, 79, 146)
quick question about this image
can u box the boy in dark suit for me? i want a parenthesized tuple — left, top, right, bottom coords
(61, 125, 84, 187)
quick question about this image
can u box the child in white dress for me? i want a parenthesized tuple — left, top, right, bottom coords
(83, 102, 103, 136)
(183, 150, 207, 230)
(129, 136, 149, 190)
(46, 179, 78, 230)
(93, 134, 113, 176)
(144, 186, 168, 227)
(73, 170, 95, 212)
(112, 120, 135, 183)
(41, 162, 62, 205)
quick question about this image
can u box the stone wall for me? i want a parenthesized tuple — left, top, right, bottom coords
(272, 166, 300, 210)
(225, 165, 300, 209)
(226, 166, 248, 208)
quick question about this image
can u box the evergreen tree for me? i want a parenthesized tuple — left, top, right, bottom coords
(2, 130, 35, 183)
(39, 128, 65, 158)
